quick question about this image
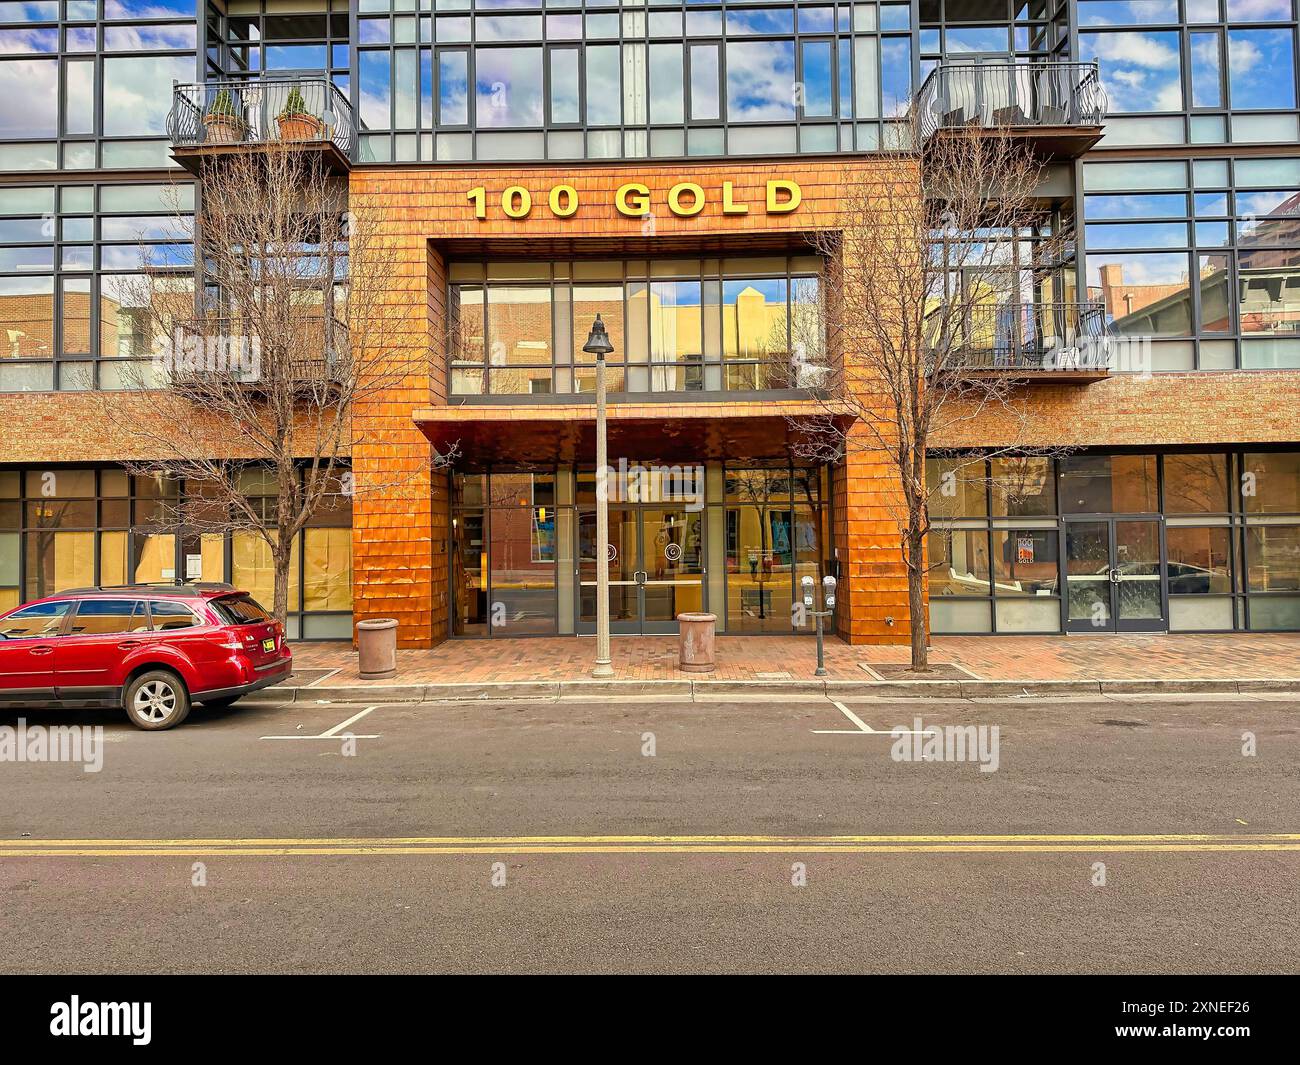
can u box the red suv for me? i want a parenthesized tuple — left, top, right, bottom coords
(0, 584, 292, 730)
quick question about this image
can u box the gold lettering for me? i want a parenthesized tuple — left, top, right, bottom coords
(721, 181, 748, 215)
(501, 186, 532, 219)
(466, 186, 487, 220)
(766, 179, 802, 214)
(616, 182, 651, 217)
(549, 184, 578, 218)
(668, 182, 705, 217)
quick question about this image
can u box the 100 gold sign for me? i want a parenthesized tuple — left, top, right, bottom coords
(465, 179, 802, 220)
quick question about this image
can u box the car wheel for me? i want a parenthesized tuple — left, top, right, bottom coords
(124, 670, 191, 731)
(200, 696, 240, 710)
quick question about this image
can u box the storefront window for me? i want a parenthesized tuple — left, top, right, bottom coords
(453, 469, 559, 636)
(1242, 453, 1300, 513)
(1058, 454, 1158, 513)
(1167, 526, 1232, 594)
(991, 457, 1054, 517)
(450, 257, 823, 397)
(1164, 453, 1231, 513)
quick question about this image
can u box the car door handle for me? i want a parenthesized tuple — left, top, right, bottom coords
(118, 640, 146, 649)
(29, 646, 54, 655)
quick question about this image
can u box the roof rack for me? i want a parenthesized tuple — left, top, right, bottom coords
(55, 582, 238, 595)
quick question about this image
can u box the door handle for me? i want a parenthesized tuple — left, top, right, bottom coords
(29, 646, 54, 656)
(118, 640, 145, 649)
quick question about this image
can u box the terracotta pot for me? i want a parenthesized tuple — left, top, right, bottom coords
(203, 114, 245, 145)
(277, 113, 324, 142)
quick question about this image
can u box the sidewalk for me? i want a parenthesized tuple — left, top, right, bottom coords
(280, 632, 1300, 701)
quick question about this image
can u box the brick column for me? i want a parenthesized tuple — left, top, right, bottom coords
(349, 219, 442, 647)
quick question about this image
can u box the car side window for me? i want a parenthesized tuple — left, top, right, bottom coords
(149, 600, 200, 631)
(0, 601, 72, 639)
(68, 599, 150, 636)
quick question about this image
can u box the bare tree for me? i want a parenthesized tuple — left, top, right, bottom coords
(96, 144, 448, 624)
(789, 108, 1082, 670)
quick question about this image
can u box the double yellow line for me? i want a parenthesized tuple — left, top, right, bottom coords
(3, 834, 1299, 856)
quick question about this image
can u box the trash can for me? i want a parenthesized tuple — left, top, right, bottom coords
(356, 618, 397, 680)
(677, 612, 717, 673)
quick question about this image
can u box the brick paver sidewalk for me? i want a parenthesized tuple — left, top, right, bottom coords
(287, 632, 1300, 686)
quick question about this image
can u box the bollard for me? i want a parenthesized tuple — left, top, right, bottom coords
(676, 612, 717, 673)
(356, 618, 398, 680)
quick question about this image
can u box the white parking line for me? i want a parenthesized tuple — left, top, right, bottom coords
(304, 667, 343, 687)
(260, 705, 380, 741)
(811, 701, 938, 736)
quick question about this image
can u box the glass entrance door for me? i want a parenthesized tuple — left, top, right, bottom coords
(1064, 518, 1166, 632)
(640, 508, 705, 633)
(577, 507, 706, 634)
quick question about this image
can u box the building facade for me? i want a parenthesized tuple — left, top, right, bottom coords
(0, 0, 1298, 645)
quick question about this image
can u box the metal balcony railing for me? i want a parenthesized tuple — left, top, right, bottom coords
(167, 78, 355, 158)
(173, 314, 348, 387)
(930, 301, 1111, 374)
(916, 62, 1107, 141)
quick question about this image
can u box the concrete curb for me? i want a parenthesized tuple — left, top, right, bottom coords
(264, 676, 1300, 703)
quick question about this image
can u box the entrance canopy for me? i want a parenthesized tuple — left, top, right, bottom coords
(412, 400, 853, 470)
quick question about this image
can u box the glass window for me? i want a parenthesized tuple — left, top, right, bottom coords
(689, 44, 720, 121)
(102, 55, 195, 136)
(1243, 453, 1300, 513)
(726, 39, 796, 122)
(0, 58, 57, 137)
(1164, 454, 1231, 513)
(927, 457, 988, 519)
(210, 594, 274, 626)
(149, 599, 199, 630)
(1059, 455, 1159, 513)
(1190, 31, 1223, 110)
(304, 528, 352, 611)
(549, 48, 579, 124)
(584, 45, 620, 125)
(928, 528, 991, 598)
(1088, 252, 1192, 337)
(1246, 526, 1300, 591)
(0, 599, 70, 639)
(992, 457, 1055, 517)
(1167, 527, 1232, 595)
(1082, 32, 1182, 113)
(993, 530, 1060, 597)
(69, 598, 149, 636)
(1229, 29, 1295, 110)
(649, 44, 684, 125)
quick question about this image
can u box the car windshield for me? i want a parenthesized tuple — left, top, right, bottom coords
(211, 595, 272, 625)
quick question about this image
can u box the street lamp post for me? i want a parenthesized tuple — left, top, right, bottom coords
(584, 314, 615, 678)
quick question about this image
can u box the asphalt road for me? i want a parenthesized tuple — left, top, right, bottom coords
(1, 692, 1297, 974)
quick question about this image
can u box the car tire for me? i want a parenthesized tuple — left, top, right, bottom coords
(200, 696, 240, 710)
(124, 670, 191, 731)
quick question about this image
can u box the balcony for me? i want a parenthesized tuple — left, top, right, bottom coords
(171, 314, 348, 392)
(931, 302, 1112, 383)
(167, 78, 355, 174)
(916, 62, 1107, 160)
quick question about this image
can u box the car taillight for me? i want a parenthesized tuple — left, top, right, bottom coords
(210, 630, 243, 650)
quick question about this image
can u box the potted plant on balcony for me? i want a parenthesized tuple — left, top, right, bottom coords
(203, 88, 245, 145)
(276, 85, 324, 142)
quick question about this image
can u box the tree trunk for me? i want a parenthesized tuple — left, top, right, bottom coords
(272, 545, 292, 628)
(906, 531, 929, 671)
